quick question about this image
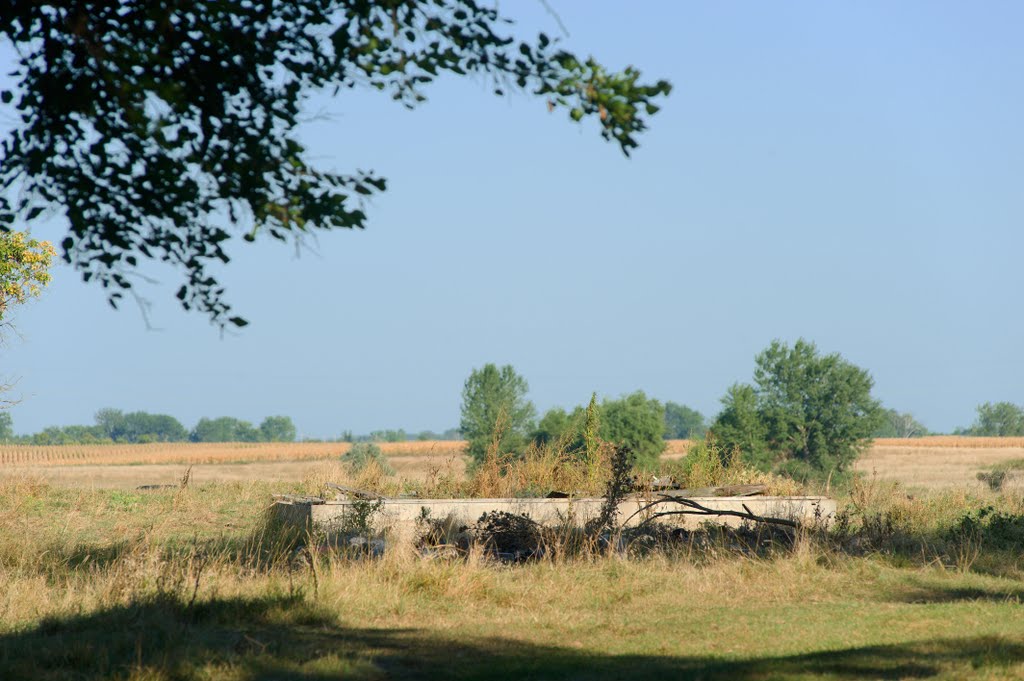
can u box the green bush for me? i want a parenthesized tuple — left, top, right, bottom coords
(341, 442, 395, 475)
(711, 339, 882, 480)
(599, 391, 665, 470)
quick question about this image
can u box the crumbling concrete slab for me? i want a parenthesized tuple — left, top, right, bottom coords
(273, 495, 836, 540)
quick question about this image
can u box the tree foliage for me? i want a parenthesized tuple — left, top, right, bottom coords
(0, 412, 12, 442)
(873, 408, 928, 438)
(663, 401, 706, 439)
(0, 230, 54, 324)
(711, 339, 883, 478)
(712, 383, 770, 466)
(259, 415, 297, 442)
(533, 407, 573, 446)
(0, 1, 670, 326)
(968, 402, 1024, 437)
(190, 416, 260, 443)
(599, 391, 665, 469)
(95, 408, 189, 443)
(459, 363, 535, 462)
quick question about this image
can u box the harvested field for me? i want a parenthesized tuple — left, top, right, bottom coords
(873, 436, 1024, 449)
(855, 442, 1024, 491)
(0, 439, 467, 467)
(3, 437, 1024, 492)
(0, 453, 468, 489)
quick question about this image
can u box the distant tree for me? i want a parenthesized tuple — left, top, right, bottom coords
(711, 384, 771, 469)
(969, 402, 1024, 437)
(711, 339, 883, 479)
(663, 402, 706, 439)
(369, 429, 407, 443)
(95, 408, 188, 442)
(440, 428, 464, 441)
(94, 408, 126, 440)
(600, 391, 666, 469)
(31, 424, 109, 445)
(873, 409, 928, 438)
(260, 415, 297, 442)
(191, 417, 259, 443)
(532, 407, 576, 446)
(122, 412, 188, 442)
(0, 412, 13, 442)
(460, 364, 535, 462)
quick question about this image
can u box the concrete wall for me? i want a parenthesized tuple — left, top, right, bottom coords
(274, 496, 836, 541)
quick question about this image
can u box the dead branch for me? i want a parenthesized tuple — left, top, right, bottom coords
(621, 495, 800, 530)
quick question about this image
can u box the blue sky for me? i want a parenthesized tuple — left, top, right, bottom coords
(2, 2, 1022, 437)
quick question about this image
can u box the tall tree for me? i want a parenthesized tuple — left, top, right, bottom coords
(663, 402, 706, 439)
(191, 416, 259, 443)
(532, 407, 574, 446)
(712, 339, 883, 479)
(0, 2, 670, 326)
(599, 391, 666, 469)
(969, 402, 1024, 437)
(260, 415, 297, 442)
(873, 408, 928, 438)
(459, 363, 535, 462)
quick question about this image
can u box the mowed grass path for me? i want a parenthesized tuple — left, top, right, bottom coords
(2, 482, 1024, 680)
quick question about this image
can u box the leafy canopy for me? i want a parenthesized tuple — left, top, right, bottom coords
(599, 391, 666, 469)
(712, 339, 883, 479)
(663, 401, 706, 439)
(0, 230, 55, 323)
(532, 391, 666, 469)
(459, 363, 535, 462)
(968, 402, 1024, 437)
(873, 408, 928, 438)
(259, 415, 298, 442)
(0, 1, 670, 326)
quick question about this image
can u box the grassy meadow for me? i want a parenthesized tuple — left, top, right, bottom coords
(2, 438, 1024, 680)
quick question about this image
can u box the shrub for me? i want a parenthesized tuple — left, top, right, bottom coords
(341, 442, 395, 475)
(976, 470, 1008, 492)
(711, 339, 882, 480)
(599, 391, 666, 470)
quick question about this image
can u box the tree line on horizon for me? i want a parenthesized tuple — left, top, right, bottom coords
(458, 341, 1024, 482)
(0, 377, 1019, 453)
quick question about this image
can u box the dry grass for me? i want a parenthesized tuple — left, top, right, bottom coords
(1, 476, 1024, 680)
(875, 436, 1024, 449)
(0, 440, 466, 467)
(856, 444, 1024, 491)
(6, 436, 1024, 494)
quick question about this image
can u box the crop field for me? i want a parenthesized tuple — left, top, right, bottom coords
(855, 438, 1024, 491)
(0, 440, 468, 467)
(1, 437, 1022, 493)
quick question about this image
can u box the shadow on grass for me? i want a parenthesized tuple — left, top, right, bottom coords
(889, 580, 1024, 605)
(2, 594, 1023, 680)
